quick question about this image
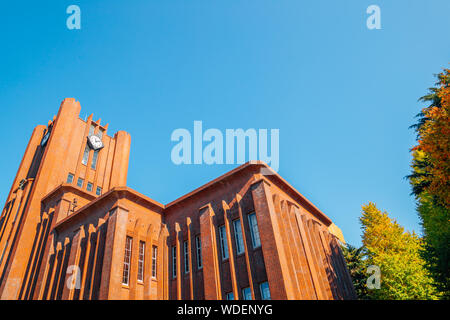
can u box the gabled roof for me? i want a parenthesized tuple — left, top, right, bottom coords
(48, 161, 332, 231)
(166, 161, 332, 225)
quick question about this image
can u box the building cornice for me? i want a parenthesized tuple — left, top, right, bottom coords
(166, 161, 332, 226)
(48, 162, 332, 230)
(41, 183, 96, 204)
(51, 185, 165, 232)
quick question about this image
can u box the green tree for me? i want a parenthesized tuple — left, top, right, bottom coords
(341, 243, 370, 299)
(359, 202, 440, 300)
(415, 191, 450, 297)
(408, 69, 450, 298)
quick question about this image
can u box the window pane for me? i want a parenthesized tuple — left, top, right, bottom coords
(138, 241, 145, 282)
(219, 225, 229, 260)
(152, 246, 157, 278)
(233, 220, 245, 254)
(67, 173, 74, 184)
(248, 213, 261, 248)
(122, 236, 132, 285)
(226, 292, 234, 300)
(172, 246, 177, 278)
(77, 178, 84, 188)
(260, 282, 271, 300)
(196, 236, 202, 269)
(91, 150, 99, 169)
(242, 287, 252, 300)
(96, 187, 102, 196)
(89, 124, 95, 136)
(87, 182, 93, 192)
(184, 241, 189, 274)
(82, 145, 90, 165)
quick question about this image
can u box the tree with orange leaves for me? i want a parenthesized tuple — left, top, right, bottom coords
(411, 69, 450, 206)
(408, 68, 450, 298)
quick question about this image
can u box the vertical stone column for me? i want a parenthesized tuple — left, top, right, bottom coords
(198, 204, 222, 300)
(317, 226, 339, 299)
(292, 207, 325, 300)
(285, 205, 315, 299)
(0, 188, 23, 275)
(20, 212, 49, 300)
(305, 218, 333, 299)
(186, 218, 194, 300)
(2, 125, 45, 204)
(53, 238, 71, 300)
(62, 226, 86, 300)
(174, 222, 182, 300)
(99, 205, 129, 300)
(79, 224, 96, 300)
(158, 225, 169, 300)
(109, 131, 131, 189)
(47, 241, 63, 300)
(143, 224, 154, 300)
(236, 194, 257, 299)
(250, 179, 295, 300)
(274, 200, 301, 299)
(87, 217, 107, 300)
(223, 200, 239, 300)
(36, 232, 56, 300)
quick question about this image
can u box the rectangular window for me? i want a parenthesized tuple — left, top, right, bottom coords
(67, 173, 74, 184)
(260, 282, 271, 300)
(183, 241, 189, 274)
(89, 124, 95, 136)
(98, 129, 104, 139)
(96, 187, 102, 196)
(242, 287, 252, 300)
(86, 182, 93, 192)
(219, 225, 229, 260)
(82, 145, 90, 165)
(152, 246, 157, 278)
(183, 241, 189, 273)
(233, 220, 245, 255)
(77, 178, 84, 188)
(195, 236, 202, 269)
(91, 150, 99, 169)
(172, 246, 177, 278)
(248, 212, 261, 248)
(137, 241, 145, 282)
(226, 292, 234, 300)
(122, 236, 132, 286)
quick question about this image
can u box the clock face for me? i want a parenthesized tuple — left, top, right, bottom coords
(41, 131, 50, 147)
(87, 135, 104, 150)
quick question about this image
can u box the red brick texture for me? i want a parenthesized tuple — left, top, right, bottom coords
(0, 100, 356, 300)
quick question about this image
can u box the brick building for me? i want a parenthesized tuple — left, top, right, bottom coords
(0, 98, 356, 300)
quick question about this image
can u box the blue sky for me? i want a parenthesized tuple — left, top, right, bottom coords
(0, 0, 448, 246)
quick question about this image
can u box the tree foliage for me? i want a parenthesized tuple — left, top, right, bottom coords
(341, 243, 370, 299)
(359, 202, 440, 300)
(408, 68, 450, 297)
(416, 192, 450, 296)
(410, 69, 450, 206)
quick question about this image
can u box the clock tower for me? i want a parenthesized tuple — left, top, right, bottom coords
(0, 98, 131, 299)
(0, 98, 355, 301)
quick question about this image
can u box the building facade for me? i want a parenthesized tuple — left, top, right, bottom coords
(0, 98, 356, 300)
